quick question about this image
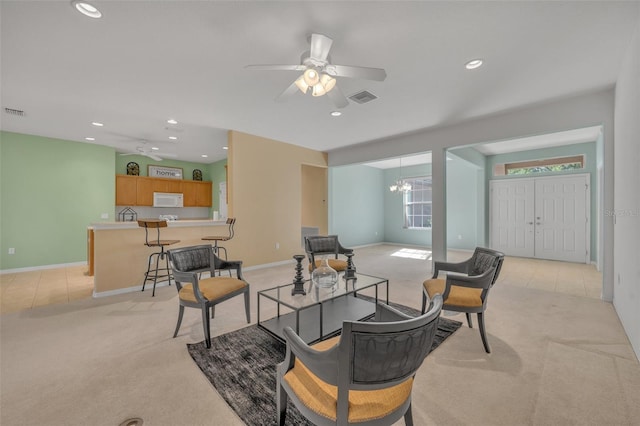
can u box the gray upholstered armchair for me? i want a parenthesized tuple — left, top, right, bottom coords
(277, 295, 443, 426)
(422, 247, 504, 353)
(304, 235, 354, 272)
(167, 244, 250, 348)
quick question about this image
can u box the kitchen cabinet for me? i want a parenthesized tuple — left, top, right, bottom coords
(181, 180, 212, 207)
(195, 181, 212, 206)
(136, 177, 154, 206)
(115, 175, 137, 206)
(115, 175, 212, 207)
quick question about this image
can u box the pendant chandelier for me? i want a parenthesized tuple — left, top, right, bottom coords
(389, 158, 412, 193)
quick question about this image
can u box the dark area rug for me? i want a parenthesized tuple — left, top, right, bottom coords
(187, 303, 462, 426)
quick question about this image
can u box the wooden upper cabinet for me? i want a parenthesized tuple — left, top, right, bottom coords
(115, 175, 137, 206)
(195, 181, 213, 207)
(115, 175, 212, 207)
(136, 177, 154, 206)
(181, 181, 197, 206)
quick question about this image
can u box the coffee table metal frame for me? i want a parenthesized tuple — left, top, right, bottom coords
(257, 272, 389, 344)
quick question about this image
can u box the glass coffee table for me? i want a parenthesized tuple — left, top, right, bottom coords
(257, 273, 389, 344)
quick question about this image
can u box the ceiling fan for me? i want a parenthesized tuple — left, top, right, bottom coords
(245, 33, 387, 109)
(119, 145, 177, 162)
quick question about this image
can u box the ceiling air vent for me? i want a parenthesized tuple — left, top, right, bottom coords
(349, 90, 378, 104)
(4, 107, 25, 117)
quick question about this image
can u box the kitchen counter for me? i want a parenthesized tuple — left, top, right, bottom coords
(89, 219, 233, 296)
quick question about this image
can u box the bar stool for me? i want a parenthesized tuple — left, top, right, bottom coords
(202, 218, 235, 275)
(138, 219, 180, 296)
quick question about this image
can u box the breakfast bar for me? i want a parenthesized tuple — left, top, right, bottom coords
(90, 219, 229, 296)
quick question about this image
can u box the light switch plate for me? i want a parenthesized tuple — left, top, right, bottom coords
(101, 213, 109, 219)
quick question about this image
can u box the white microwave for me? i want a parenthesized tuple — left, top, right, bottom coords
(153, 192, 183, 208)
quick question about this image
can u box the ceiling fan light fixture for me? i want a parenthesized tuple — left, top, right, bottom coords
(71, 1, 102, 18)
(294, 76, 309, 94)
(320, 73, 336, 92)
(303, 68, 320, 86)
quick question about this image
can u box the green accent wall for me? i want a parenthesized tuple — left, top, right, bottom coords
(115, 154, 212, 181)
(1, 131, 115, 270)
(329, 164, 385, 247)
(1, 131, 225, 271)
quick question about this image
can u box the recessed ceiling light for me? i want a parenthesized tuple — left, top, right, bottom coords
(223, 146, 229, 150)
(151, 147, 159, 151)
(167, 119, 178, 125)
(71, 1, 102, 18)
(465, 59, 483, 70)
(169, 136, 177, 140)
(91, 121, 103, 127)
(330, 111, 342, 117)
(85, 137, 95, 141)
(201, 154, 208, 158)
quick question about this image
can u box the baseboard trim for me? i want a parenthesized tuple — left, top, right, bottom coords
(0, 261, 87, 275)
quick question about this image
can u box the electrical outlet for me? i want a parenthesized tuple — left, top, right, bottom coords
(458, 235, 463, 240)
(275, 242, 280, 249)
(8, 248, 15, 254)
(101, 213, 109, 219)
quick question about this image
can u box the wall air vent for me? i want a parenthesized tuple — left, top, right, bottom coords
(4, 108, 25, 117)
(348, 90, 378, 104)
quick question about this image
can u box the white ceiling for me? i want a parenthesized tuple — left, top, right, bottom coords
(1, 2, 638, 164)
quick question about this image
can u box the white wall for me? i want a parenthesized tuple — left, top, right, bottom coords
(613, 15, 640, 361)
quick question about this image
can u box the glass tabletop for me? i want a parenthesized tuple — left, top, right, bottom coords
(258, 272, 387, 312)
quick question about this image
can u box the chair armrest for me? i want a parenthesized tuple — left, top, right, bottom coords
(444, 268, 496, 292)
(337, 241, 353, 255)
(171, 269, 207, 302)
(432, 259, 471, 278)
(374, 302, 414, 322)
(280, 327, 339, 385)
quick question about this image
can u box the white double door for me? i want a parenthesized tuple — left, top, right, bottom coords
(490, 174, 590, 263)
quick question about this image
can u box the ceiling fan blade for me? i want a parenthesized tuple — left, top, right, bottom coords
(146, 153, 163, 161)
(309, 33, 333, 62)
(275, 79, 302, 102)
(326, 85, 349, 109)
(329, 64, 387, 81)
(245, 64, 306, 72)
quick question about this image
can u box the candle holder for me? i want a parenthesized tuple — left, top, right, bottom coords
(291, 255, 307, 295)
(343, 252, 357, 280)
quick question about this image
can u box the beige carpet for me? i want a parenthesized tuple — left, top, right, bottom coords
(1, 244, 638, 425)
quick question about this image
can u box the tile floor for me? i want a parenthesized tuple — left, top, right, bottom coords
(0, 248, 603, 314)
(0, 265, 94, 314)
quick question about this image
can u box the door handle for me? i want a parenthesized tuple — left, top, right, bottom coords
(528, 222, 534, 225)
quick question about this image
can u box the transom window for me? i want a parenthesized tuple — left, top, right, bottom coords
(403, 176, 432, 229)
(494, 155, 585, 176)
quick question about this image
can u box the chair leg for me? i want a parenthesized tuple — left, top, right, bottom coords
(421, 291, 427, 314)
(276, 376, 287, 426)
(211, 305, 215, 319)
(173, 305, 185, 338)
(162, 250, 172, 287)
(478, 312, 491, 353)
(151, 252, 161, 297)
(244, 290, 251, 323)
(142, 252, 155, 292)
(466, 312, 473, 328)
(404, 402, 414, 426)
(202, 305, 211, 348)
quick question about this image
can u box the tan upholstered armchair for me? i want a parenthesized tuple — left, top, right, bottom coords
(304, 235, 354, 272)
(167, 245, 250, 348)
(277, 296, 443, 426)
(422, 247, 504, 353)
